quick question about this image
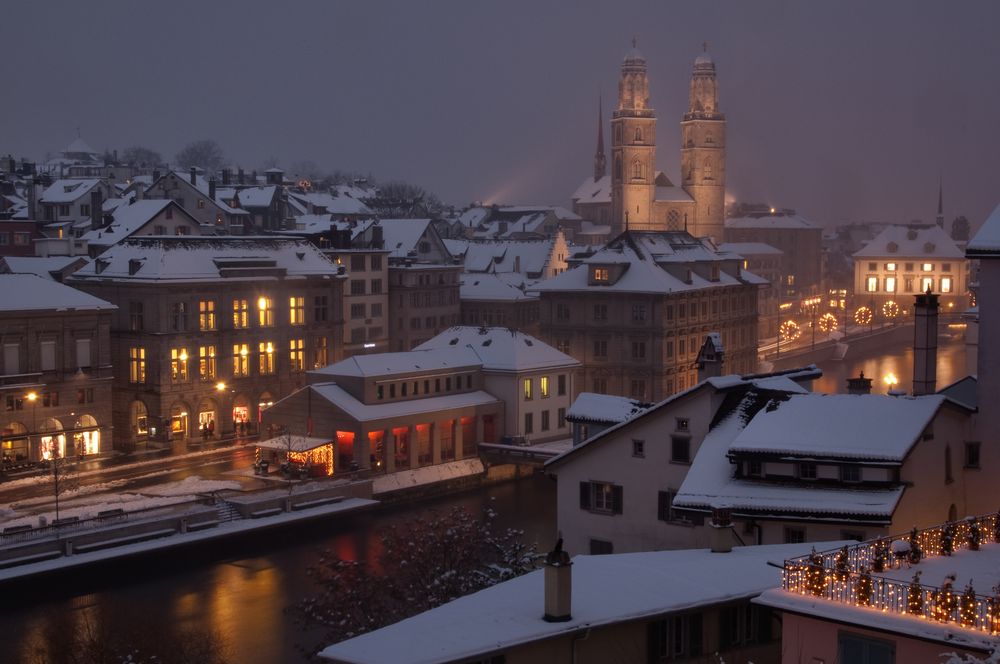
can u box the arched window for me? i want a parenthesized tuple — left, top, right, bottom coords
(634, 127, 643, 143)
(632, 160, 643, 180)
(703, 161, 713, 179)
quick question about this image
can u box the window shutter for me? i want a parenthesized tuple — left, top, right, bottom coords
(646, 621, 662, 664)
(40, 340, 56, 371)
(688, 613, 703, 656)
(612, 485, 623, 514)
(579, 481, 591, 510)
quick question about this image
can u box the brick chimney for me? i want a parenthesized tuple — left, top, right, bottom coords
(221, 168, 231, 186)
(913, 290, 939, 396)
(189, 167, 197, 185)
(847, 372, 873, 395)
(542, 539, 572, 622)
(238, 168, 245, 185)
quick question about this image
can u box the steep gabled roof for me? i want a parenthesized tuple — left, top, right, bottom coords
(415, 326, 578, 373)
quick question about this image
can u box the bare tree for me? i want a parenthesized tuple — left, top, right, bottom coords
(293, 504, 538, 651)
(366, 180, 444, 218)
(121, 145, 162, 167)
(175, 139, 225, 174)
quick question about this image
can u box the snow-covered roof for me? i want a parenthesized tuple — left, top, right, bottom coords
(256, 435, 331, 453)
(854, 224, 965, 259)
(455, 207, 491, 229)
(0, 274, 116, 313)
(531, 231, 762, 296)
(64, 137, 99, 157)
(312, 347, 483, 379)
(571, 174, 611, 203)
(80, 199, 178, 246)
(566, 392, 652, 424)
(967, 201, 1000, 256)
(70, 236, 341, 283)
(655, 185, 694, 203)
(937, 375, 978, 410)
(459, 273, 535, 301)
(718, 242, 783, 256)
(307, 383, 501, 422)
(377, 219, 434, 259)
(728, 393, 945, 461)
(725, 213, 819, 230)
(39, 178, 103, 204)
(319, 541, 849, 664)
(415, 326, 579, 373)
(758, 543, 1000, 652)
(0, 256, 87, 280)
(287, 191, 373, 216)
(672, 404, 906, 519)
(231, 185, 276, 209)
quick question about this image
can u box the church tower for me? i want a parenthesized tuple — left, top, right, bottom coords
(611, 40, 656, 235)
(680, 47, 726, 241)
(593, 97, 606, 182)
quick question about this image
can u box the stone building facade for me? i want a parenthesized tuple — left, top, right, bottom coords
(0, 274, 115, 461)
(534, 231, 762, 402)
(68, 237, 346, 448)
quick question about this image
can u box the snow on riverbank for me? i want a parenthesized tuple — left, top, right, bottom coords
(0, 476, 241, 528)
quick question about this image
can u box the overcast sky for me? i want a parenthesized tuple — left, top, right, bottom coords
(3, 1, 998, 227)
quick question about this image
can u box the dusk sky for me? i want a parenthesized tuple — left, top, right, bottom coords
(3, 0, 998, 227)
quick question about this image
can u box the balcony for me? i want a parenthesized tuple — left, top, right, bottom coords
(780, 514, 1000, 636)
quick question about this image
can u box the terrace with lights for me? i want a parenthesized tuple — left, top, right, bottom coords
(759, 514, 1000, 654)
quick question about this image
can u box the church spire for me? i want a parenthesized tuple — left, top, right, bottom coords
(594, 96, 606, 182)
(936, 178, 944, 228)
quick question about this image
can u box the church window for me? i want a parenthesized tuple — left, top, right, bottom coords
(634, 127, 643, 143)
(706, 133, 714, 144)
(703, 161, 713, 179)
(667, 210, 682, 231)
(632, 160, 643, 180)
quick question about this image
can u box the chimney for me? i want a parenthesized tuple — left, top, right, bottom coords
(90, 189, 103, 230)
(26, 180, 36, 221)
(372, 224, 384, 249)
(709, 506, 733, 553)
(238, 168, 245, 185)
(913, 290, 939, 396)
(542, 539, 572, 622)
(189, 167, 197, 185)
(514, 255, 521, 273)
(222, 168, 231, 186)
(208, 177, 217, 201)
(847, 372, 873, 395)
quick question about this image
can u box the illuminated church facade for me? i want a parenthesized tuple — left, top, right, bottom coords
(572, 43, 727, 242)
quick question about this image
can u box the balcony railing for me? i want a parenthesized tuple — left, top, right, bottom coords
(780, 513, 1000, 636)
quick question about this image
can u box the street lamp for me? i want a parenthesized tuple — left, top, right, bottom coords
(26, 392, 37, 458)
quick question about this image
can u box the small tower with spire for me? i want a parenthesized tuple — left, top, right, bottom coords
(936, 179, 945, 229)
(593, 97, 606, 182)
(680, 43, 727, 242)
(610, 38, 656, 235)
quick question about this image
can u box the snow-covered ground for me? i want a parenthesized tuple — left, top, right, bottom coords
(0, 476, 241, 528)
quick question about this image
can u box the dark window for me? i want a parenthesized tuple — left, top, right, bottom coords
(632, 439, 645, 457)
(541, 410, 550, 431)
(965, 442, 981, 469)
(837, 633, 895, 664)
(579, 481, 622, 515)
(649, 613, 703, 660)
(671, 436, 690, 463)
(594, 304, 608, 321)
(799, 462, 817, 480)
(129, 301, 144, 331)
(589, 539, 614, 555)
(314, 295, 329, 322)
(557, 407, 566, 428)
(784, 526, 806, 544)
(719, 605, 773, 651)
(557, 374, 567, 396)
(840, 465, 861, 482)
(747, 460, 762, 477)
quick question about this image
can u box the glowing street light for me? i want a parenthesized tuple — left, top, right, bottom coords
(884, 373, 899, 391)
(216, 381, 227, 392)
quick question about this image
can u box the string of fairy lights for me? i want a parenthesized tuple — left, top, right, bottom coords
(782, 513, 1000, 634)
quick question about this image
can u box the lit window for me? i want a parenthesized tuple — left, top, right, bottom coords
(199, 300, 216, 330)
(941, 277, 952, 293)
(593, 267, 610, 282)
(259, 341, 275, 375)
(885, 276, 896, 292)
(523, 378, 533, 400)
(885, 262, 897, 271)
(922, 263, 933, 272)
(257, 297, 274, 327)
(314, 337, 328, 368)
(129, 346, 146, 383)
(233, 299, 249, 329)
(921, 277, 934, 292)
(289, 339, 304, 372)
(540, 376, 549, 398)
(289, 296, 305, 325)
(233, 344, 249, 377)
(199, 346, 216, 379)
(866, 276, 878, 292)
(170, 348, 189, 382)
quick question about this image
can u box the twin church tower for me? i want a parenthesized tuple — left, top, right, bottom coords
(579, 41, 726, 241)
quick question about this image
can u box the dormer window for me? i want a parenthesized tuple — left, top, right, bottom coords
(593, 267, 610, 283)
